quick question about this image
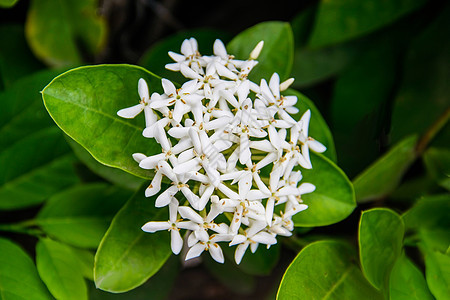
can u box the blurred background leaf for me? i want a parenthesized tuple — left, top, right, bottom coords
(25, 0, 107, 68)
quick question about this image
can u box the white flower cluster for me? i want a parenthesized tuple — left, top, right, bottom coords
(117, 38, 326, 264)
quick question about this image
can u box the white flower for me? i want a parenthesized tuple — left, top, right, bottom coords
(118, 37, 326, 264)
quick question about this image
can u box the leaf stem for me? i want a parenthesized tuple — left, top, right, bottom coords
(416, 107, 450, 155)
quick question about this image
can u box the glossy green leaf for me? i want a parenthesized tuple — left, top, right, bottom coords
(389, 253, 433, 300)
(308, 0, 426, 48)
(359, 208, 405, 292)
(277, 240, 382, 300)
(0, 127, 79, 210)
(227, 21, 294, 81)
(94, 185, 171, 292)
(287, 88, 336, 161)
(90, 257, 179, 300)
(67, 138, 145, 190)
(0, 0, 19, 8)
(353, 135, 418, 202)
(42, 64, 163, 180)
(139, 28, 232, 84)
(36, 238, 88, 300)
(331, 40, 397, 177)
(403, 194, 450, 231)
(423, 148, 450, 191)
(0, 25, 43, 89)
(390, 6, 450, 143)
(0, 237, 51, 300)
(25, 0, 106, 67)
(36, 183, 131, 248)
(423, 248, 450, 300)
(293, 153, 355, 227)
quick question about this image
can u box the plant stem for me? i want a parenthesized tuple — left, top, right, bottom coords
(416, 107, 450, 155)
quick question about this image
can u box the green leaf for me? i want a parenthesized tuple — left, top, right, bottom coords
(72, 248, 95, 281)
(89, 257, 179, 300)
(423, 248, 450, 300)
(308, 0, 427, 48)
(290, 4, 317, 47)
(423, 148, 450, 191)
(390, 5, 450, 143)
(0, 25, 43, 89)
(403, 194, 450, 231)
(0, 0, 19, 8)
(359, 208, 405, 292)
(389, 253, 434, 300)
(331, 40, 398, 177)
(0, 237, 51, 300)
(287, 88, 336, 161)
(0, 69, 63, 148)
(291, 39, 366, 88)
(293, 153, 355, 227)
(36, 238, 88, 300)
(36, 183, 131, 248)
(67, 138, 145, 190)
(223, 242, 281, 276)
(353, 135, 418, 203)
(42, 64, 163, 180)
(204, 255, 256, 295)
(139, 28, 232, 84)
(227, 21, 294, 81)
(25, 0, 107, 67)
(0, 127, 79, 210)
(277, 240, 382, 300)
(94, 185, 171, 292)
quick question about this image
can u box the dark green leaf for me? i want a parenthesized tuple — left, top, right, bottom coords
(227, 21, 294, 81)
(359, 208, 405, 291)
(67, 138, 145, 190)
(287, 88, 336, 161)
(353, 135, 418, 202)
(204, 254, 256, 295)
(0, 69, 63, 148)
(0, 0, 19, 8)
(139, 28, 232, 84)
(291, 39, 366, 88)
(37, 183, 131, 248)
(223, 242, 280, 276)
(25, 0, 107, 67)
(0, 127, 79, 210)
(36, 238, 88, 300)
(308, 0, 427, 48)
(0, 25, 43, 89)
(331, 40, 398, 177)
(390, 5, 450, 143)
(277, 240, 382, 300)
(293, 153, 355, 227)
(94, 185, 171, 292)
(389, 253, 433, 300)
(423, 148, 450, 191)
(291, 4, 317, 47)
(42, 64, 163, 180)
(0, 237, 51, 300)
